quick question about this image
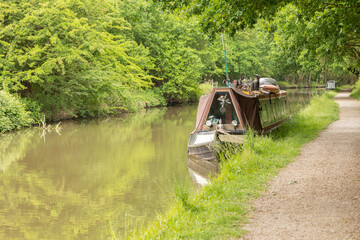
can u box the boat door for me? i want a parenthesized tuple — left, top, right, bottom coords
(203, 89, 244, 132)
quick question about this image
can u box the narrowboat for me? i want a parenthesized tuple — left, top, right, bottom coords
(188, 76, 289, 180)
(326, 80, 336, 90)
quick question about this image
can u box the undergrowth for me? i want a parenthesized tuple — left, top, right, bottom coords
(199, 82, 215, 95)
(350, 77, 360, 100)
(122, 91, 339, 239)
(0, 91, 33, 133)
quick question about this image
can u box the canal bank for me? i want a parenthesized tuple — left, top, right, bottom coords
(129, 91, 339, 239)
(242, 89, 360, 239)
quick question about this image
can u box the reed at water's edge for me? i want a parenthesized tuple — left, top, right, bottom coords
(121, 91, 339, 240)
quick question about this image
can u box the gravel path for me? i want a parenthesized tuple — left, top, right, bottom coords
(241, 90, 360, 240)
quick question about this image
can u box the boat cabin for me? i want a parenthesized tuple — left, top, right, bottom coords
(193, 79, 288, 135)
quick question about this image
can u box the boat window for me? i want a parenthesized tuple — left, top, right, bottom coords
(280, 98, 286, 118)
(274, 98, 281, 121)
(268, 102, 275, 124)
(206, 92, 239, 125)
(260, 101, 269, 126)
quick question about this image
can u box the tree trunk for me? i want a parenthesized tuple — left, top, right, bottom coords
(307, 71, 312, 87)
(299, 72, 305, 85)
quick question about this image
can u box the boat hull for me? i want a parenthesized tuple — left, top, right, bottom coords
(187, 131, 218, 180)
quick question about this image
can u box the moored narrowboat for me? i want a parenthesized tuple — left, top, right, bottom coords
(188, 76, 289, 180)
(326, 80, 336, 90)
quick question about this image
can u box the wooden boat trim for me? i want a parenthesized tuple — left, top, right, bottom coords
(228, 89, 245, 129)
(262, 117, 289, 132)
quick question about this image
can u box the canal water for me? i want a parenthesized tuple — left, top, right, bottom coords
(0, 89, 323, 239)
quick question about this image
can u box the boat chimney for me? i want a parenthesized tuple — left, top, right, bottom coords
(254, 74, 260, 90)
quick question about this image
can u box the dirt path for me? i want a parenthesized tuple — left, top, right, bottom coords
(241, 90, 360, 240)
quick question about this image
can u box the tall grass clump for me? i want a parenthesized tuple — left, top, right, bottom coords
(128, 91, 339, 240)
(0, 91, 33, 133)
(350, 77, 360, 100)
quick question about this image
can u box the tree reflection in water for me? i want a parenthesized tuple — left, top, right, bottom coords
(0, 106, 197, 239)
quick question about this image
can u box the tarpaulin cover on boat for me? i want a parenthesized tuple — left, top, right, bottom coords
(232, 88, 262, 131)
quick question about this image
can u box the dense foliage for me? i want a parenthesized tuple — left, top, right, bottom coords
(0, 0, 358, 131)
(264, 2, 360, 84)
(0, 0, 154, 120)
(158, 0, 359, 83)
(0, 90, 33, 132)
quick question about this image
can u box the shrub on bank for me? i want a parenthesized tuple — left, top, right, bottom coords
(0, 91, 33, 133)
(110, 88, 167, 112)
(132, 88, 167, 110)
(199, 82, 214, 95)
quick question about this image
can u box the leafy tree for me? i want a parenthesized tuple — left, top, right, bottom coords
(0, 0, 153, 119)
(158, 0, 359, 82)
(267, 2, 359, 83)
(155, 0, 287, 38)
(225, 28, 275, 80)
(120, 0, 207, 102)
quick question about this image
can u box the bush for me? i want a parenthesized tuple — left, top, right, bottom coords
(22, 98, 43, 124)
(125, 88, 167, 111)
(199, 82, 214, 95)
(0, 91, 33, 133)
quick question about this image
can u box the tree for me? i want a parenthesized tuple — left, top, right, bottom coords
(155, 0, 287, 38)
(266, 2, 359, 83)
(0, 0, 153, 119)
(158, 0, 360, 80)
(120, 0, 206, 102)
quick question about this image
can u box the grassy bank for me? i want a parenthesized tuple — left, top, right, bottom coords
(0, 88, 168, 133)
(350, 77, 360, 100)
(277, 81, 298, 88)
(126, 91, 339, 239)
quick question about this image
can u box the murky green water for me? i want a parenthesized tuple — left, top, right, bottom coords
(0, 88, 323, 239)
(0, 106, 197, 239)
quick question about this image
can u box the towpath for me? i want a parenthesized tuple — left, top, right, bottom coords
(241, 89, 360, 240)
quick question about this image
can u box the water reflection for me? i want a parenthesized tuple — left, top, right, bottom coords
(0, 105, 197, 239)
(287, 88, 324, 113)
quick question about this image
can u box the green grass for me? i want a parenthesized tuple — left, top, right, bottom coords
(124, 91, 339, 240)
(277, 81, 298, 88)
(350, 78, 360, 100)
(336, 84, 354, 92)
